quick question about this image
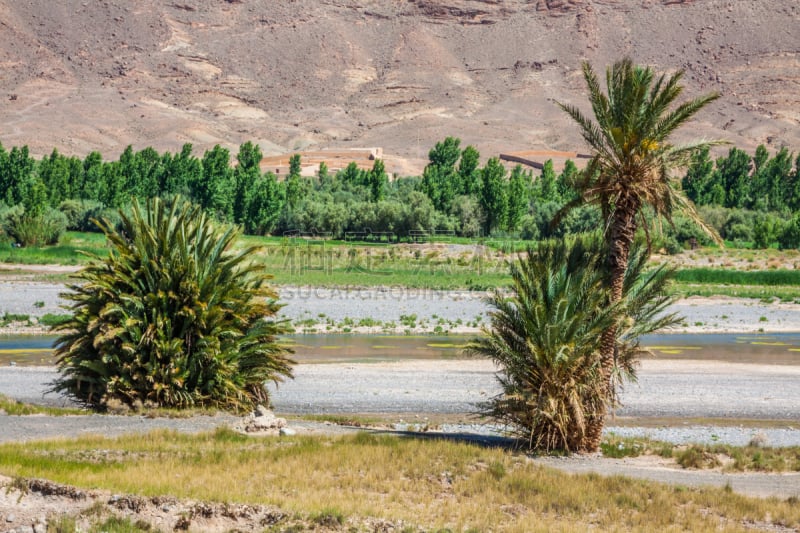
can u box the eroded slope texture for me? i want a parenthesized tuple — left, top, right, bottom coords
(0, 0, 797, 173)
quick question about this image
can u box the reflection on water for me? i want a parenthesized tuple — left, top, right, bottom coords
(287, 335, 470, 363)
(0, 335, 59, 366)
(642, 333, 800, 365)
(2, 333, 800, 367)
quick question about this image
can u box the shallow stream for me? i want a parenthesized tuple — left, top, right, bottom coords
(3, 332, 800, 366)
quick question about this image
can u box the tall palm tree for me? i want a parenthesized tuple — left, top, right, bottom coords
(467, 235, 678, 452)
(557, 58, 721, 450)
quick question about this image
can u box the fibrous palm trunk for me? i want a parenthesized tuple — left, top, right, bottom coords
(581, 201, 638, 452)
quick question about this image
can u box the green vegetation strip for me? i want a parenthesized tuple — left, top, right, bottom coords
(5, 232, 800, 299)
(0, 394, 83, 416)
(0, 429, 798, 532)
(602, 435, 800, 472)
(670, 282, 800, 301)
(0, 232, 108, 265)
(675, 268, 800, 286)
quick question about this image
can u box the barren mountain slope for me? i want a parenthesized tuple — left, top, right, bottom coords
(0, 0, 797, 174)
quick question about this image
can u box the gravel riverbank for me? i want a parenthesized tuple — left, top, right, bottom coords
(2, 359, 800, 447)
(3, 282, 800, 334)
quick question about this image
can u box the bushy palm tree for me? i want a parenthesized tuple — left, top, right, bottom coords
(467, 235, 678, 452)
(557, 59, 721, 450)
(52, 197, 294, 412)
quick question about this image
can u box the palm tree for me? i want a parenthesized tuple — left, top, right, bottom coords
(52, 197, 294, 412)
(557, 58, 721, 450)
(466, 235, 678, 452)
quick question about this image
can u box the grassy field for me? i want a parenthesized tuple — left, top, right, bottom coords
(0, 232, 108, 265)
(3, 232, 800, 297)
(1, 429, 799, 532)
(673, 268, 800, 286)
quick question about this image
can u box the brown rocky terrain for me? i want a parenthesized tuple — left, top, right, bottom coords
(0, 0, 797, 174)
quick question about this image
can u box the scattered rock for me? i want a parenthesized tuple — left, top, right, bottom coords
(234, 406, 288, 434)
(26, 479, 87, 500)
(6, 513, 15, 522)
(749, 432, 768, 448)
(279, 427, 296, 436)
(109, 494, 146, 512)
(173, 515, 191, 530)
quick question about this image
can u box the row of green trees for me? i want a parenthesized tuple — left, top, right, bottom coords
(0, 142, 285, 236)
(2, 136, 796, 251)
(682, 145, 800, 213)
(419, 137, 578, 236)
(0, 137, 599, 245)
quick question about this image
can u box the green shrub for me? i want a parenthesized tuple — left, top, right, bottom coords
(3, 208, 67, 246)
(655, 235, 683, 255)
(668, 214, 715, 247)
(725, 223, 753, 243)
(1, 312, 30, 325)
(39, 313, 72, 327)
(753, 214, 782, 249)
(778, 214, 800, 250)
(52, 197, 294, 412)
(0, 203, 23, 241)
(721, 210, 757, 241)
(518, 214, 540, 241)
(59, 199, 102, 230)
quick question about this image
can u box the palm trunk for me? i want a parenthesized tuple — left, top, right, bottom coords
(580, 204, 636, 452)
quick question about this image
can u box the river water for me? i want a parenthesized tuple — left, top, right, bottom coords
(3, 332, 800, 366)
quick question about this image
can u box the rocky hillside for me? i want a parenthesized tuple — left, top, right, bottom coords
(0, 0, 797, 173)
